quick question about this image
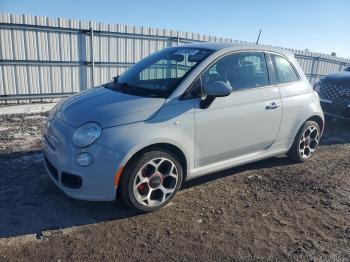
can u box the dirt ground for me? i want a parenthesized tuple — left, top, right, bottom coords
(0, 110, 349, 261)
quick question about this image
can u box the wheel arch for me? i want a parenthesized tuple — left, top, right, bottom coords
(306, 115, 325, 134)
(288, 114, 323, 162)
(287, 112, 324, 152)
(116, 142, 188, 193)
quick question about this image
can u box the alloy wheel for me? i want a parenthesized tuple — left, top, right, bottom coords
(133, 157, 179, 207)
(299, 125, 319, 159)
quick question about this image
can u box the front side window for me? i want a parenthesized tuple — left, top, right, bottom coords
(271, 54, 299, 83)
(112, 47, 213, 98)
(201, 52, 269, 91)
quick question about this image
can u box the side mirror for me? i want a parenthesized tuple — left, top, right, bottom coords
(200, 81, 232, 109)
(204, 81, 232, 97)
(166, 54, 184, 62)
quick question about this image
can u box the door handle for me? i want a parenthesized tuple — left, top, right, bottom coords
(265, 102, 280, 110)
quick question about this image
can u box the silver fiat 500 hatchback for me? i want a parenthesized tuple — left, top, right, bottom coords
(42, 42, 324, 212)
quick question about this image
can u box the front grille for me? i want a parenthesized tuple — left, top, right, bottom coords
(44, 156, 58, 181)
(319, 83, 350, 101)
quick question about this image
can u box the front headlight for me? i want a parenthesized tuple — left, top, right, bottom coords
(73, 122, 102, 147)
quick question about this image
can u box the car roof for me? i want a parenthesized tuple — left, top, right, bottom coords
(179, 42, 293, 57)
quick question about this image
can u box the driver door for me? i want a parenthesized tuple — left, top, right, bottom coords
(194, 52, 282, 167)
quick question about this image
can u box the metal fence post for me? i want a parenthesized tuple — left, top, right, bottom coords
(79, 31, 88, 91)
(309, 57, 320, 85)
(309, 58, 316, 83)
(90, 27, 95, 87)
(313, 57, 320, 85)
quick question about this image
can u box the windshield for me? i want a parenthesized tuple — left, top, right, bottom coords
(108, 47, 213, 98)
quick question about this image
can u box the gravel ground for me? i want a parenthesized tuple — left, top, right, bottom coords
(0, 110, 349, 261)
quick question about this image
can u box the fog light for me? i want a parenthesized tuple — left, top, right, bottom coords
(76, 152, 93, 167)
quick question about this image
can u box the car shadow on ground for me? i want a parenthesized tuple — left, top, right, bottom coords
(0, 150, 138, 239)
(0, 151, 293, 239)
(0, 119, 348, 239)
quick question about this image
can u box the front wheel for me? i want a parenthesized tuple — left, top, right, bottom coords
(288, 121, 321, 162)
(119, 150, 183, 212)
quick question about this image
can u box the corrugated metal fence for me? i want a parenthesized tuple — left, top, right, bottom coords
(1, 13, 350, 103)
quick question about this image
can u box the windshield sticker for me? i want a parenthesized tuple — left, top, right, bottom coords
(174, 49, 199, 55)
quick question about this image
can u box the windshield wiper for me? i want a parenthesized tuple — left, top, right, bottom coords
(106, 77, 163, 97)
(104, 76, 119, 89)
(105, 78, 141, 95)
(116, 82, 141, 95)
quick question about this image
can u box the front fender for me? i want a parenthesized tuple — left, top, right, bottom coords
(96, 108, 195, 177)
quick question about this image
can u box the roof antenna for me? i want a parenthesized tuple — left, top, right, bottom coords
(256, 29, 262, 44)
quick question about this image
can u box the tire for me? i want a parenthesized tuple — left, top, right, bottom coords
(288, 120, 321, 163)
(119, 149, 183, 212)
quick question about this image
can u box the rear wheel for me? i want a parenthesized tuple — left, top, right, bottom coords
(288, 121, 320, 162)
(120, 150, 183, 212)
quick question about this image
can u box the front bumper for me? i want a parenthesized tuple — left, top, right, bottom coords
(320, 99, 350, 119)
(42, 118, 125, 201)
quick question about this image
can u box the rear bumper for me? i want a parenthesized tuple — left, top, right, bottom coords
(320, 99, 350, 119)
(42, 118, 125, 201)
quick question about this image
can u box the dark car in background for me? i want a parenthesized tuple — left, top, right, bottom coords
(314, 66, 350, 119)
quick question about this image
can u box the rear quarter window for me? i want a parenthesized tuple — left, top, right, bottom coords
(271, 54, 299, 84)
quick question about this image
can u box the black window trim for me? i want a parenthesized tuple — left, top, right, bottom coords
(265, 52, 277, 84)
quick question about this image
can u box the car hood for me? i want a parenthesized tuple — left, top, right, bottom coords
(322, 71, 350, 87)
(57, 87, 165, 128)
